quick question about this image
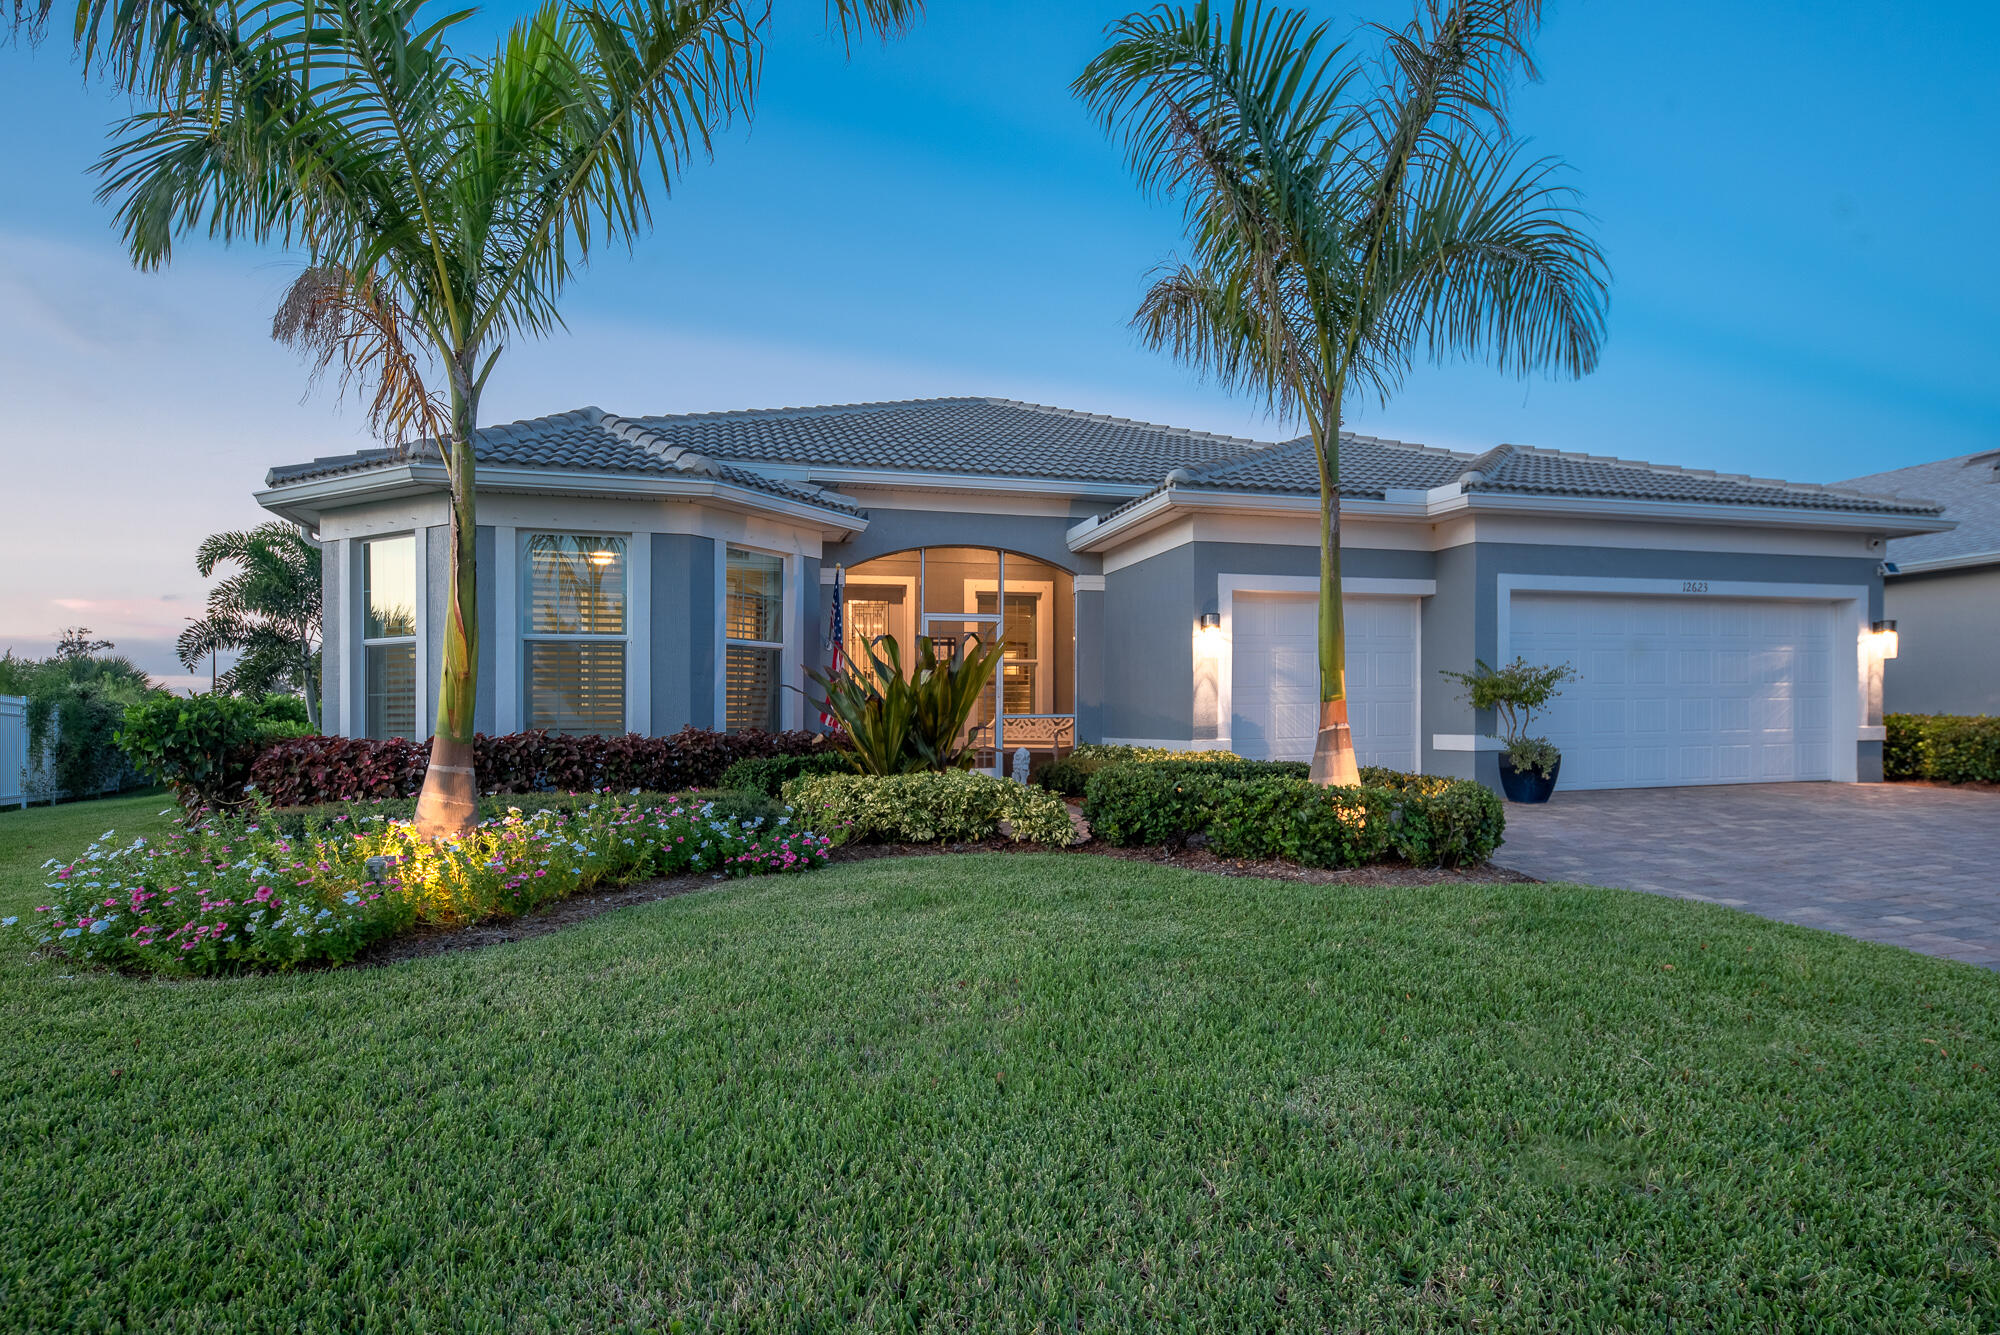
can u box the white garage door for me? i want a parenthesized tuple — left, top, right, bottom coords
(1511, 593, 1836, 790)
(1232, 593, 1418, 770)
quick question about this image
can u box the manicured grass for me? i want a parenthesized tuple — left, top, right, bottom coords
(2, 797, 1997, 1329)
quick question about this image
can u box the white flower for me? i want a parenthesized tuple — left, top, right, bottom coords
(0, 917, 15, 927)
(60, 927, 81, 939)
(89, 919, 112, 934)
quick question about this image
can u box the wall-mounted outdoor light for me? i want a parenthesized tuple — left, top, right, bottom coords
(1199, 612, 1222, 632)
(1869, 619, 1899, 659)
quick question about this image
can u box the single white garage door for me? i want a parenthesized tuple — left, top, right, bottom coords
(1232, 593, 1418, 770)
(1511, 593, 1836, 790)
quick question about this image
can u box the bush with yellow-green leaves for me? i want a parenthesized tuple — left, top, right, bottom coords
(784, 769, 1076, 847)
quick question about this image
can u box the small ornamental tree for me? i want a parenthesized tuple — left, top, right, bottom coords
(1440, 656, 1577, 777)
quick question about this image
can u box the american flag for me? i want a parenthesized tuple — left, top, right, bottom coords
(819, 564, 845, 728)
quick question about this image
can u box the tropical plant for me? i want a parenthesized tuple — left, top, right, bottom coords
(178, 522, 323, 727)
(1439, 655, 1576, 776)
(14, 0, 923, 836)
(0, 640, 160, 800)
(808, 634, 1008, 775)
(1077, 0, 1608, 786)
(117, 692, 314, 812)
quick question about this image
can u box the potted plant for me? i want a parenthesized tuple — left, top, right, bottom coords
(1440, 657, 1579, 803)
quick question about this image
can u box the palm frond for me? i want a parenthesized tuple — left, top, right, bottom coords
(274, 262, 450, 446)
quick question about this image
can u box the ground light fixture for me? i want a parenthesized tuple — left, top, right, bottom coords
(1870, 619, 1899, 659)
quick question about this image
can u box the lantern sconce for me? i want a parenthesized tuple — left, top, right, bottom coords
(1870, 619, 1899, 659)
(1199, 612, 1222, 633)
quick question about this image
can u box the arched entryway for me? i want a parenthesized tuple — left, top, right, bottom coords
(837, 547, 1075, 770)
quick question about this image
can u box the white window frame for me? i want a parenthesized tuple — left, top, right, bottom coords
(520, 530, 632, 735)
(718, 543, 797, 733)
(358, 532, 425, 741)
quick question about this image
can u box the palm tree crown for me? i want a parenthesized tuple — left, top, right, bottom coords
(178, 522, 324, 726)
(17, 0, 920, 831)
(1077, 0, 1608, 783)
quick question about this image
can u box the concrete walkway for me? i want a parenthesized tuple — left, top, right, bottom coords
(1492, 782, 2000, 968)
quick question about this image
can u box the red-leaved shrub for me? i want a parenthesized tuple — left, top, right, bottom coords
(247, 726, 832, 807)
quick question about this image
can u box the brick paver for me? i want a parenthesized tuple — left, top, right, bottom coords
(1491, 783, 2000, 968)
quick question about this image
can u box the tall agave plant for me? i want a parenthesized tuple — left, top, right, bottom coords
(809, 635, 1007, 775)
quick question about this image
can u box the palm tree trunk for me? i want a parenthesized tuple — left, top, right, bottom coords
(1309, 410, 1360, 787)
(413, 386, 481, 838)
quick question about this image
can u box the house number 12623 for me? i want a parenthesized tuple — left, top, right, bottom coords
(1681, 580, 1710, 594)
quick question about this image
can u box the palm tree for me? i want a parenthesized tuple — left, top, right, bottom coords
(178, 522, 324, 727)
(1076, 0, 1607, 784)
(15, 0, 920, 834)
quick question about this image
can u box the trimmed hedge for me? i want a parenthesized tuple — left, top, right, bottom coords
(784, 770, 1076, 847)
(1038, 744, 1304, 797)
(247, 726, 834, 807)
(264, 787, 791, 840)
(1884, 714, 2000, 784)
(720, 751, 856, 797)
(1083, 764, 1504, 868)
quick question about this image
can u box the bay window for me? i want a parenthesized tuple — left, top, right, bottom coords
(725, 546, 786, 733)
(361, 534, 418, 739)
(523, 533, 627, 735)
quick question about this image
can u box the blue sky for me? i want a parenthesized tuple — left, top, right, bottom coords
(3, 0, 1996, 685)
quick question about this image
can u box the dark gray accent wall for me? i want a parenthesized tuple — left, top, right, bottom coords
(1074, 588, 1105, 742)
(1102, 545, 1197, 742)
(1419, 542, 1480, 781)
(322, 540, 345, 734)
(651, 534, 717, 733)
(422, 524, 497, 736)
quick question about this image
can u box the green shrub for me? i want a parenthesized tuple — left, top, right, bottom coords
(118, 693, 313, 810)
(690, 788, 794, 830)
(784, 770, 1075, 846)
(1884, 714, 2000, 783)
(1083, 764, 1504, 868)
(0, 644, 160, 800)
(265, 788, 789, 840)
(1038, 744, 1302, 797)
(720, 751, 855, 796)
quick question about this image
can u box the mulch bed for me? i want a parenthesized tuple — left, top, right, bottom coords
(355, 839, 1535, 967)
(1888, 778, 2000, 795)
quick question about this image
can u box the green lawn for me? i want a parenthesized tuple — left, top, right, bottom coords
(2, 793, 1997, 1330)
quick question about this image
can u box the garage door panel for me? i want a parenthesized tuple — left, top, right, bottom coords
(1233, 593, 1418, 770)
(1514, 592, 1836, 790)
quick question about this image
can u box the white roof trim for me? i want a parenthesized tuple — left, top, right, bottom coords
(256, 461, 870, 536)
(1067, 483, 1953, 553)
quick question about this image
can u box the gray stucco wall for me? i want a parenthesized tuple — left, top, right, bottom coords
(1883, 566, 2000, 715)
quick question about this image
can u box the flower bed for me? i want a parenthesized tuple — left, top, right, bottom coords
(11, 795, 831, 976)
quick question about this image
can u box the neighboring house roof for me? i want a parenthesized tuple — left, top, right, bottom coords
(1837, 451, 2000, 569)
(263, 407, 866, 517)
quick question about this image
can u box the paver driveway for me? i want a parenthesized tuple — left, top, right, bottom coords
(1492, 782, 2000, 968)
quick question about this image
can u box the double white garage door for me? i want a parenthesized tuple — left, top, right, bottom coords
(1231, 590, 1840, 790)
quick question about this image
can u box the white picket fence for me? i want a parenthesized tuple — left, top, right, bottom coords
(0, 695, 26, 810)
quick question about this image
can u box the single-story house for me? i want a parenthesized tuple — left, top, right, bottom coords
(1838, 451, 2000, 716)
(257, 397, 1950, 791)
